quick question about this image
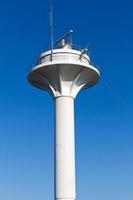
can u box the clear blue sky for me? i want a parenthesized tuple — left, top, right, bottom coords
(0, 0, 133, 199)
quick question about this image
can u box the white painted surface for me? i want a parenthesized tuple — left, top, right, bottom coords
(28, 49, 100, 98)
(28, 48, 100, 200)
(40, 48, 90, 61)
(55, 96, 76, 200)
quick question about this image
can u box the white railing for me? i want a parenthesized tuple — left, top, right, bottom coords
(40, 53, 89, 64)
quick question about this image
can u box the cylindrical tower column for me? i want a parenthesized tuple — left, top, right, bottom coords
(55, 96, 76, 200)
(28, 47, 100, 200)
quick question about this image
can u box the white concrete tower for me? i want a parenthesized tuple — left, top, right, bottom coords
(28, 31, 100, 200)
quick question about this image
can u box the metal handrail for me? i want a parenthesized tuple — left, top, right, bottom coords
(28, 44, 89, 71)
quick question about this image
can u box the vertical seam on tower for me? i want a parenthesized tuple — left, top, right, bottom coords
(58, 66, 62, 95)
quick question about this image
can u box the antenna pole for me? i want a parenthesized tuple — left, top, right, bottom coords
(49, 2, 54, 61)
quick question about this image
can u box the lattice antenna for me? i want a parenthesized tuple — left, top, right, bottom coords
(49, 2, 54, 61)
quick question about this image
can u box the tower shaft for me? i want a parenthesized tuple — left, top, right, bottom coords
(28, 39, 100, 200)
(55, 96, 76, 200)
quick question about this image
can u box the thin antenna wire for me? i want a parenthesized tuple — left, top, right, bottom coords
(102, 77, 133, 115)
(49, 2, 54, 61)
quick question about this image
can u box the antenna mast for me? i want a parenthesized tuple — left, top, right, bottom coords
(49, 2, 54, 61)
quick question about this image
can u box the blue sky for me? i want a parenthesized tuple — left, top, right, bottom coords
(0, 0, 133, 199)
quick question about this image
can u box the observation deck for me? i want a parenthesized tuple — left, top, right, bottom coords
(28, 32, 100, 98)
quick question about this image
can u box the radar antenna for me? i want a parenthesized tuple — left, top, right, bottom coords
(54, 30, 73, 49)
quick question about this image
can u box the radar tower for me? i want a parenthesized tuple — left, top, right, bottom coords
(28, 29, 100, 200)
